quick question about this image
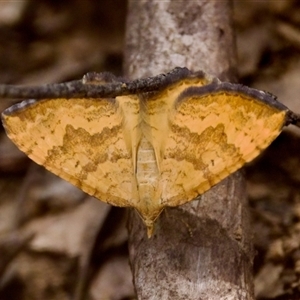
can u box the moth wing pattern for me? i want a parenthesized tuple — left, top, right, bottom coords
(2, 96, 141, 207)
(159, 83, 288, 206)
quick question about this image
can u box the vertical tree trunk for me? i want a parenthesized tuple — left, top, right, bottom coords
(124, 1, 254, 299)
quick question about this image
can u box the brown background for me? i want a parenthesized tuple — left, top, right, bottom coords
(0, 1, 300, 299)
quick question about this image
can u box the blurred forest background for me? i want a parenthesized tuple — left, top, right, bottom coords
(0, 1, 300, 299)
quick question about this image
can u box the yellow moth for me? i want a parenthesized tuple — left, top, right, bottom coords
(2, 68, 299, 236)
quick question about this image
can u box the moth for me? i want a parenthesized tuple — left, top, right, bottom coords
(1, 68, 299, 236)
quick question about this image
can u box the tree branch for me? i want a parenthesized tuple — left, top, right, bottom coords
(124, 1, 255, 299)
(0, 68, 191, 99)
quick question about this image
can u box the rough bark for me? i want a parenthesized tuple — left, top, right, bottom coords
(124, 1, 254, 299)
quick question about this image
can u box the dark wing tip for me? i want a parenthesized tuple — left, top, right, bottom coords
(2, 99, 37, 116)
(175, 81, 288, 111)
(286, 111, 300, 127)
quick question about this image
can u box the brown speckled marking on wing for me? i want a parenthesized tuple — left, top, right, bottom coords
(159, 90, 287, 206)
(2, 97, 140, 207)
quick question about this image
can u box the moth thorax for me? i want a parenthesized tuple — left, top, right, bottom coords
(136, 135, 160, 202)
